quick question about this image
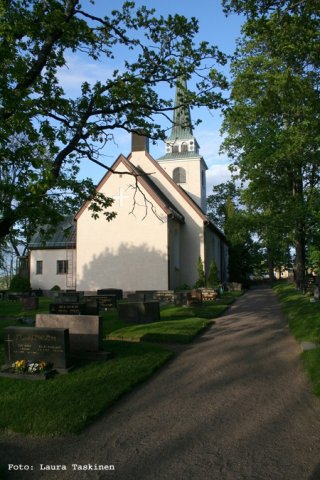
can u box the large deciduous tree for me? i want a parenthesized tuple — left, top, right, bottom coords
(0, 0, 227, 240)
(220, 4, 320, 288)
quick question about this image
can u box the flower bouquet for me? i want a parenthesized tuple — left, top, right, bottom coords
(11, 360, 52, 375)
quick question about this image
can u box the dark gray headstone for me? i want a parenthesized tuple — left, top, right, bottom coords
(3, 326, 71, 370)
(49, 303, 85, 315)
(82, 297, 99, 315)
(57, 292, 81, 303)
(20, 297, 39, 311)
(118, 301, 160, 324)
(97, 289, 123, 300)
(36, 314, 103, 353)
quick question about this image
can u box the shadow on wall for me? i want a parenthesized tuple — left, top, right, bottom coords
(79, 242, 168, 291)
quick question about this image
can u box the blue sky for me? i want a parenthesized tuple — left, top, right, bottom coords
(61, 1, 244, 193)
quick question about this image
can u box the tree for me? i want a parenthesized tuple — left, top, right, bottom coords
(194, 256, 206, 288)
(220, 7, 320, 288)
(207, 180, 241, 231)
(0, 0, 228, 240)
(207, 259, 219, 287)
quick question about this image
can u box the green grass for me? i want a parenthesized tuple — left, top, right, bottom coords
(0, 297, 51, 318)
(0, 291, 240, 436)
(0, 341, 172, 436)
(273, 282, 320, 397)
(107, 317, 212, 343)
(106, 292, 241, 343)
(273, 282, 320, 343)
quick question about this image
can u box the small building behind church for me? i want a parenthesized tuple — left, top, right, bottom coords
(29, 81, 228, 293)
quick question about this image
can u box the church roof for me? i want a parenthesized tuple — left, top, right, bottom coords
(157, 150, 202, 161)
(29, 216, 76, 249)
(122, 159, 185, 223)
(169, 78, 193, 141)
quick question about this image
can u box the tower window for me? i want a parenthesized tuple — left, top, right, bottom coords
(172, 145, 179, 153)
(173, 167, 186, 184)
(181, 142, 188, 152)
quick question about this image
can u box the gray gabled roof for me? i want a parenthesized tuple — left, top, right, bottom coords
(28, 216, 76, 249)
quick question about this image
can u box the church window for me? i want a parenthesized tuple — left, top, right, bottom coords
(172, 145, 179, 153)
(57, 260, 68, 274)
(201, 170, 205, 186)
(181, 142, 188, 152)
(173, 167, 186, 184)
(36, 261, 43, 275)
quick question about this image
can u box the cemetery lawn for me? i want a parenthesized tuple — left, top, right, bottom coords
(105, 292, 241, 343)
(0, 291, 240, 436)
(273, 282, 320, 397)
(0, 336, 172, 436)
(0, 297, 51, 318)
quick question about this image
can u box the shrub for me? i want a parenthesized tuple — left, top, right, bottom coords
(9, 275, 31, 292)
(194, 256, 206, 288)
(207, 259, 219, 288)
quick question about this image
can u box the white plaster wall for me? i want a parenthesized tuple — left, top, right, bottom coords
(76, 162, 169, 292)
(29, 249, 75, 290)
(158, 157, 207, 212)
(131, 151, 206, 288)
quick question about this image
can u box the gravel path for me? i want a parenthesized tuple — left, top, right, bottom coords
(2, 286, 320, 480)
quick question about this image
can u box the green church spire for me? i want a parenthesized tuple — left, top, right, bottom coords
(169, 78, 193, 140)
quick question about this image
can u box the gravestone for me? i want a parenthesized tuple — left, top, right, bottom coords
(83, 295, 117, 310)
(2, 326, 71, 371)
(21, 297, 39, 311)
(36, 314, 103, 353)
(97, 289, 123, 300)
(49, 303, 85, 315)
(174, 291, 189, 306)
(314, 285, 320, 301)
(118, 301, 160, 324)
(127, 293, 145, 302)
(154, 290, 175, 304)
(135, 291, 157, 301)
(187, 289, 203, 306)
(57, 292, 81, 303)
(82, 297, 99, 315)
(96, 295, 117, 309)
(201, 288, 218, 302)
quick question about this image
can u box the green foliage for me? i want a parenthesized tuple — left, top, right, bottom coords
(207, 259, 219, 287)
(194, 256, 206, 288)
(274, 281, 320, 397)
(220, 6, 320, 287)
(0, 0, 227, 241)
(50, 285, 61, 291)
(207, 181, 241, 231)
(9, 275, 30, 292)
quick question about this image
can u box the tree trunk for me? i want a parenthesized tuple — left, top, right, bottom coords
(292, 168, 306, 290)
(295, 227, 306, 291)
(267, 249, 275, 284)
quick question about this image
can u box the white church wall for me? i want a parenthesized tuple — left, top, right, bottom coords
(130, 151, 206, 288)
(29, 248, 74, 290)
(76, 161, 169, 292)
(158, 157, 207, 212)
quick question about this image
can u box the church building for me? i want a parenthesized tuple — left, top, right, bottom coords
(29, 81, 228, 293)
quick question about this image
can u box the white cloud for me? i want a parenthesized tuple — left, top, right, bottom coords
(206, 164, 232, 194)
(57, 55, 115, 96)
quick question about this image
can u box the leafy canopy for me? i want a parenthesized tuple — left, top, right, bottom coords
(0, 0, 227, 240)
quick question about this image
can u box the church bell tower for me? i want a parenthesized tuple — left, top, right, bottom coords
(157, 78, 208, 212)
